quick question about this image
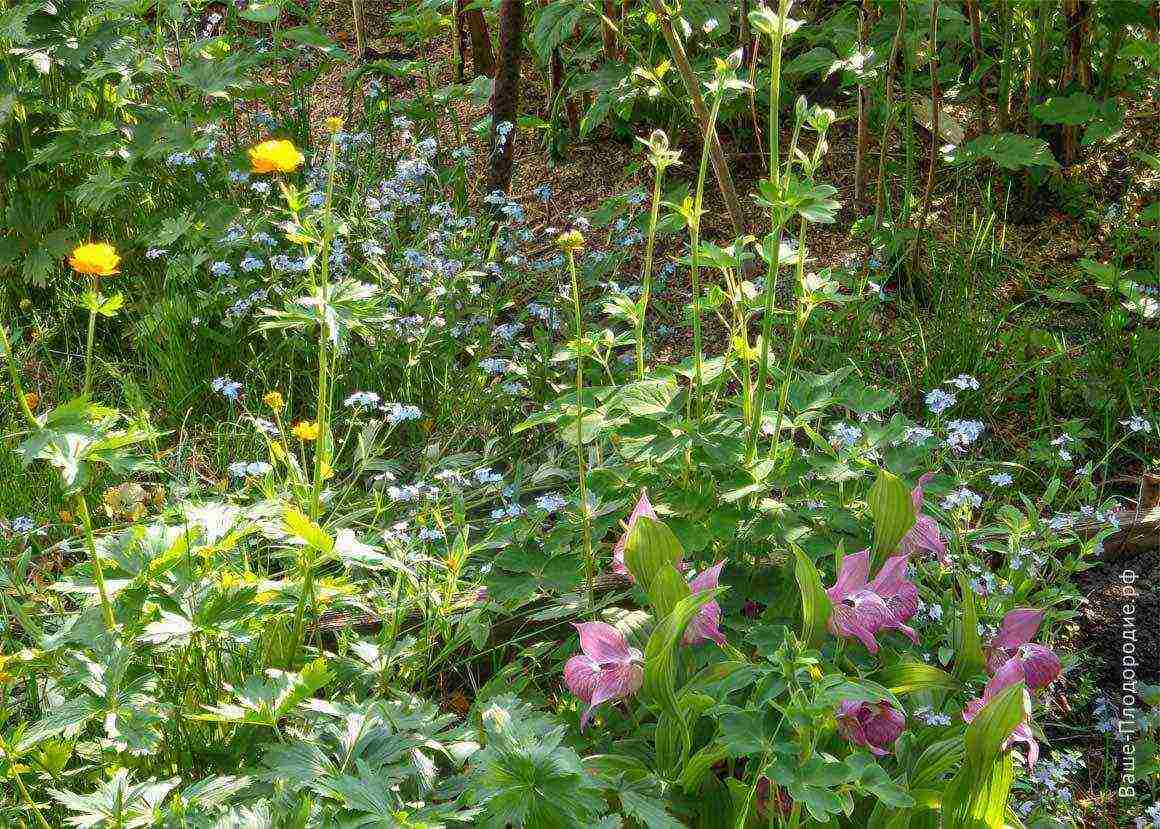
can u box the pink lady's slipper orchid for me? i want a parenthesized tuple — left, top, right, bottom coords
(563, 622, 644, 728)
(899, 473, 947, 562)
(985, 608, 1061, 690)
(836, 699, 906, 756)
(826, 550, 919, 654)
(962, 658, 1039, 768)
(611, 491, 687, 580)
(682, 561, 727, 646)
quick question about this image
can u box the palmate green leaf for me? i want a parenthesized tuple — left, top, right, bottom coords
(945, 133, 1059, 171)
(791, 544, 831, 647)
(194, 658, 334, 728)
(18, 397, 161, 493)
(50, 769, 179, 829)
(534, 0, 589, 57)
(868, 468, 915, 565)
(467, 719, 605, 829)
(952, 575, 986, 682)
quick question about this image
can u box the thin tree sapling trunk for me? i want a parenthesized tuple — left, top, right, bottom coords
(467, 7, 496, 77)
(487, 0, 524, 196)
(963, 0, 986, 133)
(647, 0, 748, 239)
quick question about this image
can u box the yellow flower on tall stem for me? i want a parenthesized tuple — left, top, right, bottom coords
(248, 139, 305, 174)
(68, 242, 120, 277)
(291, 420, 320, 441)
(69, 242, 120, 395)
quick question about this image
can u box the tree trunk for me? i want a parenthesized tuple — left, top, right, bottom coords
(853, 1, 874, 206)
(1061, 0, 1091, 164)
(646, 0, 747, 239)
(487, 0, 524, 196)
(963, 0, 986, 134)
(601, 0, 618, 59)
(466, 8, 496, 77)
(873, 1, 905, 228)
(452, 0, 467, 81)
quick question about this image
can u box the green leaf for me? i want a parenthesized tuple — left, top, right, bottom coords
(791, 544, 831, 647)
(952, 575, 986, 682)
(642, 589, 723, 765)
(534, 0, 588, 57)
(941, 683, 1027, 829)
(909, 738, 965, 790)
(282, 507, 334, 554)
(239, 0, 284, 23)
(624, 516, 688, 616)
(193, 659, 333, 728)
(620, 789, 687, 829)
(946, 133, 1059, 171)
(868, 468, 915, 563)
(875, 659, 960, 695)
(1031, 93, 1101, 126)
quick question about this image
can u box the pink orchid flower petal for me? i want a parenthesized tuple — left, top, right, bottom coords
(827, 549, 871, 603)
(1019, 644, 1062, 690)
(575, 621, 634, 665)
(993, 608, 1045, 651)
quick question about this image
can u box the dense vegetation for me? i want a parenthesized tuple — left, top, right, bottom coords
(1, 0, 1157, 826)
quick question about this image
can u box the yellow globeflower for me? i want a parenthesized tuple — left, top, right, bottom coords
(263, 391, 285, 412)
(69, 243, 120, 277)
(291, 420, 321, 441)
(248, 139, 305, 174)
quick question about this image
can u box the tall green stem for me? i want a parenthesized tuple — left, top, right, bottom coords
(83, 276, 97, 396)
(636, 168, 665, 380)
(746, 0, 790, 463)
(75, 493, 115, 632)
(14, 771, 52, 829)
(767, 217, 810, 456)
(566, 246, 594, 611)
(309, 132, 341, 521)
(1, 315, 37, 427)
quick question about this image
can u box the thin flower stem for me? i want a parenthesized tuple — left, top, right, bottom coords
(768, 218, 810, 457)
(0, 315, 37, 428)
(746, 0, 790, 463)
(636, 168, 665, 380)
(309, 132, 341, 521)
(83, 276, 97, 396)
(567, 248, 595, 612)
(75, 492, 115, 632)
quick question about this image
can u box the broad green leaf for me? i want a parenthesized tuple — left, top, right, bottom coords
(642, 589, 723, 767)
(875, 659, 960, 695)
(624, 515, 687, 612)
(909, 738, 965, 790)
(868, 468, 915, 563)
(791, 544, 831, 647)
(952, 575, 986, 682)
(945, 133, 1059, 171)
